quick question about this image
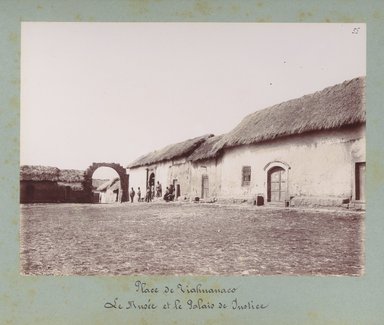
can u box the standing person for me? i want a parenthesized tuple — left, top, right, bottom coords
(150, 184, 155, 201)
(130, 187, 135, 203)
(156, 181, 162, 197)
(145, 187, 151, 202)
(137, 187, 141, 202)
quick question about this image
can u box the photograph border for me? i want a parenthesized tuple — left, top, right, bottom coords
(1, 1, 384, 324)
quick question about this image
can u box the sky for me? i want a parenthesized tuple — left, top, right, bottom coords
(20, 23, 365, 178)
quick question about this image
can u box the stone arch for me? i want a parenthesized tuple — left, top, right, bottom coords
(83, 163, 129, 203)
(263, 160, 291, 171)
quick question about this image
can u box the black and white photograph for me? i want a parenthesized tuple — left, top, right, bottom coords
(20, 23, 366, 276)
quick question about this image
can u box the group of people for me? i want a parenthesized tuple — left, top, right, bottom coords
(163, 184, 175, 202)
(129, 181, 163, 203)
(129, 181, 179, 203)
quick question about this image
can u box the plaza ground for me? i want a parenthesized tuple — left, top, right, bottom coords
(20, 202, 364, 276)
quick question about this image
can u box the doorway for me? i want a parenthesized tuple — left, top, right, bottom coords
(202, 175, 209, 199)
(267, 166, 286, 202)
(148, 172, 155, 188)
(355, 162, 365, 201)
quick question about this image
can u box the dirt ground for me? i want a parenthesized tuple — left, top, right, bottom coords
(20, 202, 364, 276)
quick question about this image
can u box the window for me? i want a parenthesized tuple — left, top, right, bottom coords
(242, 166, 251, 186)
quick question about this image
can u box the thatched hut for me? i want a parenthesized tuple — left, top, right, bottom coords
(126, 77, 365, 207)
(97, 177, 121, 203)
(127, 134, 213, 200)
(20, 165, 87, 203)
(210, 77, 366, 206)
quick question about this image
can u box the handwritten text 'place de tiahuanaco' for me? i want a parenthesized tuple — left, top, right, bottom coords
(104, 280, 269, 311)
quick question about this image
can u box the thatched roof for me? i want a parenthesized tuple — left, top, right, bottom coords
(20, 165, 60, 181)
(188, 135, 224, 162)
(127, 134, 214, 168)
(20, 165, 85, 182)
(92, 179, 109, 189)
(58, 169, 84, 182)
(212, 77, 365, 151)
(97, 177, 120, 192)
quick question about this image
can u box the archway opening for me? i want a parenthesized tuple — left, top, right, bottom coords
(148, 172, 155, 188)
(92, 167, 121, 204)
(83, 163, 129, 203)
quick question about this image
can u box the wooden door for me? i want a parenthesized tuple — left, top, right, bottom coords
(355, 162, 365, 201)
(202, 175, 209, 199)
(268, 167, 286, 202)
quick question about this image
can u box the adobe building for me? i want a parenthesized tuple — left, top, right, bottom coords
(97, 178, 121, 203)
(20, 165, 87, 203)
(205, 77, 366, 207)
(127, 134, 213, 200)
(127, 77, 366, 208)
(20, 163, 129, 204)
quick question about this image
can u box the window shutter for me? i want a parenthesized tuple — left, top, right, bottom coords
(242, 166, 251, 186)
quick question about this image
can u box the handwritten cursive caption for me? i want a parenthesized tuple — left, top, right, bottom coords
(104, 280, 269, 311)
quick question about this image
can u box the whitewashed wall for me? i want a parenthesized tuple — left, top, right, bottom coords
(155, 161, 171, 193)
(219, 125, 365, 202)
(168, 158, 190, 199)
(99, 189, 118, 203)
(127, 161, 171, 199)
(127, 166, 146, 199)
(190, 158, 222, 200)
(127, 125, 365, 206)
